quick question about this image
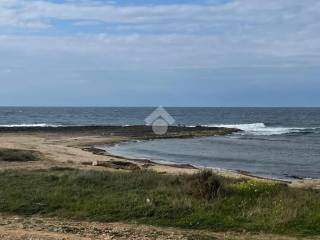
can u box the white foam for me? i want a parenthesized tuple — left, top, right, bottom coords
(206, 123, 308, 136)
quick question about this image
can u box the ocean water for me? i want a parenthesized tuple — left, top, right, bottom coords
(1, 107, 320, 179)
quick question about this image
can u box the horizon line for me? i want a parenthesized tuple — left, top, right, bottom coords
(0, 106, 320, 108)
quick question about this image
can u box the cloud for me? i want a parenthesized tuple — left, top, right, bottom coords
(0, 0, 319, 72)
(0, 0, 319, 30)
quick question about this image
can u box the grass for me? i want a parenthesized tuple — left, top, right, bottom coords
(0, 148, 40, 162)
(0, 168, 319, 236)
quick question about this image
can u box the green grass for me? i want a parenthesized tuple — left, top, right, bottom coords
(0, 168, 319, 236)
(0, 148, 40, 162)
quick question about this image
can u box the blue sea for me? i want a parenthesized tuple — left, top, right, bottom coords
(1, 107, 320, 179)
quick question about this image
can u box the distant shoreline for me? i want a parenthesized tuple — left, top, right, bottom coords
(0, 125, 319, 189)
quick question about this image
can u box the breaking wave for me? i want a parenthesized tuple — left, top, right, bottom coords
(206, 123, 317, 136)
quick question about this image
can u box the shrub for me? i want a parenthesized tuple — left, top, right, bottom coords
(0, 148, 40, 162)
(0, 169, 319, 235)
(187, 170, 226, 200)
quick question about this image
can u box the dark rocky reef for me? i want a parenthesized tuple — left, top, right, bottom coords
(0, 125, 241, 139)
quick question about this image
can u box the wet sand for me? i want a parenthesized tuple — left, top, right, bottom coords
(0, 125, 319, 188)
(0, 126, 238, 174)
(1, 126, 320, 240)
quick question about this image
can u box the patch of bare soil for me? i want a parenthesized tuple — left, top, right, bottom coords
(0, 128, 320, 239)
(1, 215, 318, 240)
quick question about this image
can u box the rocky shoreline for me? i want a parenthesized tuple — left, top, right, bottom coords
(0, 125, 319, 187)
(0, 125, 240, 138)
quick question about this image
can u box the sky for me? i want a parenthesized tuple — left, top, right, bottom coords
(0, 0, 319, 107)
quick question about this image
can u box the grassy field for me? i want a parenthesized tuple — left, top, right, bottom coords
(0, 168, 319, 237)
(0, 148, 40, 162)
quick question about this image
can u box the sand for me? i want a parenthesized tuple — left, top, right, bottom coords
(0, 126, 319, 188)
(0, 126, 320, 240)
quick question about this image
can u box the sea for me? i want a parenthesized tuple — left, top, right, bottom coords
(1, 107, 320, 179)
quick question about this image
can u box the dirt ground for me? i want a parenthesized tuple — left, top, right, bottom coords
(1, 214, 319, 240)
(0, 127, 319, 239)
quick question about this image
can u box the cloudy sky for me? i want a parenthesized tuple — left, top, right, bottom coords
(0, 0, 319, 106)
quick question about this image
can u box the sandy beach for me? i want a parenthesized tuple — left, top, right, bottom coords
(1, 0, 320, 237)
(0, 126, 320, 240)
(0, 126, 237, 173)
(0, 126, 319, 188)
(0, 126, 319, 187)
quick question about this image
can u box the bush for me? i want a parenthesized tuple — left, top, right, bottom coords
(0, 148, 40, 162)
(0, 169, 319, 235)
(187, 170, 227, 200)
